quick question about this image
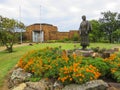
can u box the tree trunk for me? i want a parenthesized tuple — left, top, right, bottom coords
(109, 34, 113, 43)
(7, 45, 13, 53)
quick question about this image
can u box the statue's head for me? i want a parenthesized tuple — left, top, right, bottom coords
(82, 15, 86, 21)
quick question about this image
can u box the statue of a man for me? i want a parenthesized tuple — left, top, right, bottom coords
(79, 15, 92, 50)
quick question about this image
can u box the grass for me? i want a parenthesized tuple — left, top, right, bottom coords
(0, 43, 120, 87)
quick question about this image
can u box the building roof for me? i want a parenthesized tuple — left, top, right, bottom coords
(29, 23, 54, 27)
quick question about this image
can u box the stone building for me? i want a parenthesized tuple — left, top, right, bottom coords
(25, 23, 79, 42)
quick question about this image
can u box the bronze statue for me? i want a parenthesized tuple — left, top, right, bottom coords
(79, 15, 92, 50)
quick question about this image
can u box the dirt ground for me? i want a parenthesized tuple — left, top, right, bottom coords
(0, 43, 29, 51)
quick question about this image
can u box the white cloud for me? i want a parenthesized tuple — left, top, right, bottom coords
(69, 6, 81, 13)
(0, 0, 120, 31)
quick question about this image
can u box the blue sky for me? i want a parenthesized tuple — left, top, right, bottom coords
(0, 0, 120, 31)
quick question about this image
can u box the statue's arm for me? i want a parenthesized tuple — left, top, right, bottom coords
(87, 21, 92, 32)
(79, 23, 81, 34)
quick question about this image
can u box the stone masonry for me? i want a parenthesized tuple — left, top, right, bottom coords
(25, 23, 79, 42)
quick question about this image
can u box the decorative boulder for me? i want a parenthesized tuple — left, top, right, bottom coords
(8, 68, 32, 88)
(12, 83, 26, 90)
(24, 81, 48, 90)
(62, 80, 109, 90)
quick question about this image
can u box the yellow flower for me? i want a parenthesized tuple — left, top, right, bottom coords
(90, 77, 93, 80)
(79, 78, 82, 81)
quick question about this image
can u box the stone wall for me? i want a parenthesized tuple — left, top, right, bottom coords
(48, 31, 79, 40)
(49, 31, 58, 40)
(25, 23, 79, 42)
(57, 32, 69, 40)
(48, 32, 69, 40)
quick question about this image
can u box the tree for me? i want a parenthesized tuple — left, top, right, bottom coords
(89, 20, 103, 42)
(112, 29, 120, 43)
(99, 11, 120, 43)
(0, 16, 25, 52)
(72, 33, 79, 41)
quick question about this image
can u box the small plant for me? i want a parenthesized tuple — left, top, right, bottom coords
(82, 57, 109, 76)
(91, 47, 100, 52)
(103, 53, 120, 82)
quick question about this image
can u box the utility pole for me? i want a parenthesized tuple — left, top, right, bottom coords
(19, 6, 22, 44)
(39, 5, 42, 43)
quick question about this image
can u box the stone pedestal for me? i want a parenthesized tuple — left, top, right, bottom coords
(102, 52, 110, 58)
(75, 49, 94, 57)
(114, 48, 119, 52)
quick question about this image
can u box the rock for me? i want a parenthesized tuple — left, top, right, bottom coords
(24, 78, 54, 90)
(62, 84, 84, 90)
(92, 52, 99, 58)
(107, 86, 118, 90)
(53, 81, 64, 90)
(12, 83, 26, 90)
(10, 68, 32, 80)
(75, 49, 93, 57)
(8, 68, 32, 88)
(24, 81, 48, 90)
(66, 50, 73, 56)
(102, 52, 111, 58)
(74, 50, 82, 56)
(62, 80, 109, 90)
(85, 80, 108, 90)
(83, 52, 92, 57)
(40, 78, 53, 87)
(107, 82, 120, 89)
(114, 48, 119, 52)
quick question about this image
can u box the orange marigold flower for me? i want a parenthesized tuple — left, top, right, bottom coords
(70, 78, 72, 81)
(72, 52, 77, 59)
(58, 77, 60, 80)
(111, 68, 117, 73)
(118, 64, 120, 67)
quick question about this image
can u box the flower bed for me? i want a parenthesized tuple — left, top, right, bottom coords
(17, 47, 120, 85)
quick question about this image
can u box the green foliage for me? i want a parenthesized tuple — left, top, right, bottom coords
(0, 43, 120, 87)
(91, 47, 107, 53)
(112, 29, 120, 43)
(72, 33, 79, 41)
(0, 15, 25, 52)
(88, 11, 120, 43)
(112, 70, 120, 82)
(99, 11, 120, 43)
(89, 20, 103, 42)
(18, 47, 102, 85)
(17, 46, 120, 84)
(103, 53, 120, 82)
(82, 57, 109, 76)
(46, 39, 73, 43)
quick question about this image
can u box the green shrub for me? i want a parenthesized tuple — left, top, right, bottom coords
(82, 57, 109, 76)
(17, 47, 101, 84)
(72, 33, 79, 41)
(17, 47, 120, 84)
(103, 53, 120, 82)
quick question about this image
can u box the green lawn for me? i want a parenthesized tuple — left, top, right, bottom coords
(0, 43, 120, 87)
